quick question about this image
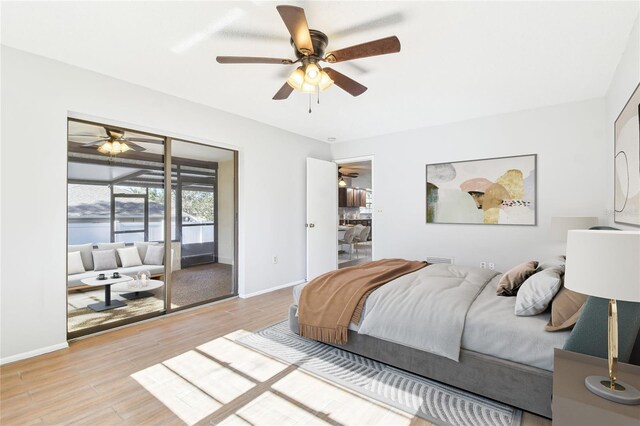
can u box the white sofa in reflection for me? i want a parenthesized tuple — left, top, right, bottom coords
(67, 242, 180, 289)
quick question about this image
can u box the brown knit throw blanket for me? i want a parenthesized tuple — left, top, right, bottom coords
(298, 259, 428, 344)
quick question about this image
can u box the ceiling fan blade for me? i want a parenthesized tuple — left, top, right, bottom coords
(68, 133, 107, 137)
(331, 12, 404, 39)
(273, 82, 294, 100)
(276, 5, 313, 55)
(69, 135, 110, 141)
(124, 141, 146, 152)
(79, 140, 108, 147)
(126, 138, 164, 144)
(323, 68, 367, 97)
(216, 56, 293, 64)
(325, 36, 401, 63)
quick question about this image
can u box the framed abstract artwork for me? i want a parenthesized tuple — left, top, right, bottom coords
(426, 154, 536, 225)
(614, 82, 640, 227)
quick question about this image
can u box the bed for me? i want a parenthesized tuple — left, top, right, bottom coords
(288, 261, 633, 418)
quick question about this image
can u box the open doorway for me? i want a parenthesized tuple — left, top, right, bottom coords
(336, 159, 373, 268)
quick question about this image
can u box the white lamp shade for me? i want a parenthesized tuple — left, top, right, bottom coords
(565, 230, 640, 302)
(550, 217, 598, 241)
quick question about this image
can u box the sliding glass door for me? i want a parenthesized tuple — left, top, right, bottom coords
(67, 119, 237, 338)
(167, 139, 236, 310)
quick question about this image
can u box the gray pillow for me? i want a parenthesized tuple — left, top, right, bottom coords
(92, 249, 118, 271)
(514, 267, 563, 316)
(537, 255, 566, 272)
(134, 241, 158, 261)
(97, 242, 126, 266)
(144, 245, 164, 265)
(68, 243, 94, 271)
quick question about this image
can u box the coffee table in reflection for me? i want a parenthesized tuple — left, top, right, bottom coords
(111, 279, 164, 300)
(81, 275, 132, 311)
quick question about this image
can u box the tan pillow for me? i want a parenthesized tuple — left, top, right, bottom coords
(545, 287, 587, 332)
(496, 261, 539, 296)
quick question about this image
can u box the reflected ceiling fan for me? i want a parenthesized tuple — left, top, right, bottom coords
(68, 127, 160, 155)
(216, 5, 401, 101)
(338, 169, 359, 187)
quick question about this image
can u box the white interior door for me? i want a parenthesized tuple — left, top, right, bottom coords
(306, 158, 338, 281)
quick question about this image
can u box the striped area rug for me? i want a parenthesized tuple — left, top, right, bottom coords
(237, 322, 522, 426)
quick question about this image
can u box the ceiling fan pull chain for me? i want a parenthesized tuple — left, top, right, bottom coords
(309, 93, 312, 114)
(317, 85, 320, 105)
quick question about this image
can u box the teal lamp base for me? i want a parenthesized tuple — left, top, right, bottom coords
(585, 375, 640, 405)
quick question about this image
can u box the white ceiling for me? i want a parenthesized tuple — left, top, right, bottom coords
(2, 1, 638, 143)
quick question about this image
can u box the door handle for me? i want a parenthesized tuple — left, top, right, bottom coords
(307, 223, 315, 228)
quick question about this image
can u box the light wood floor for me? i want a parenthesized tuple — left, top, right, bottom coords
(1, 287, 551, 426)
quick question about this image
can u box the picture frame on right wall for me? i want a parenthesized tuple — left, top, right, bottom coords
(614, 82, 640, 226)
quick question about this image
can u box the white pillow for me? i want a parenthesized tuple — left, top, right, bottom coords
(134, 241, 158, 261)
(117, 246, 143, 268)
(68, 251, 86, 275)
(144, 244, 164, 265)
(515, 267, 564, 316)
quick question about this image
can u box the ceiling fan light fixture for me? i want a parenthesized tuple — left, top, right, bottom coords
(300, 82, 317, 94)
(318, 70, 334, 91)
(286, 67, 305, 90)
(303, 63, 321, 85)
(97, 141, 113, 154)
(97, 140, 131, 155)
(338, 177, 347, 187)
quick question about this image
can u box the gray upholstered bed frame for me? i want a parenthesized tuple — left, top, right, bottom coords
(288, 304, 640, 419)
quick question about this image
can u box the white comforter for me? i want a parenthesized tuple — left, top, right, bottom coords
(358, 264, 499, 361)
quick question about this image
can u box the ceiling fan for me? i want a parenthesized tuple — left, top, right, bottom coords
(68, 127, 160, 155)
(338, 169, 359, 187)
(216, 5, 401, 101)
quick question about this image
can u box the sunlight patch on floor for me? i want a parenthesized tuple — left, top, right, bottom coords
(132, 329, 416, 425)
(131, 363, 220, 425)
(218, 391, 331, 426)
(198, 333, 288, 382)
(273, 369, 413, 426)
(163, 350, 255, 404)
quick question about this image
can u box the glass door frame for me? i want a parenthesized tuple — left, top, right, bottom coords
(66, 118, 238, 338)
(164, 137, 238, 314)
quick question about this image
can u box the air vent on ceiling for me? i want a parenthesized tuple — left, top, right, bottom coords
(426, 256, 454, 265)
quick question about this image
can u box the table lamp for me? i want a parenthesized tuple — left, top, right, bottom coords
(565, 230, 640, 404)
(550, 217, 598, 241)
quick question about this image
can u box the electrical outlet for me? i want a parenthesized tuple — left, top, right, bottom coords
(480, 262, 487, 269)
(272, 256, 278, 264)
(488, 262, 495, 270)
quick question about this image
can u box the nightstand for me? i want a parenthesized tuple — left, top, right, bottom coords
(553, 348, 640, 425)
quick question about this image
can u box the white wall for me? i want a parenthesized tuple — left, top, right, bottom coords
(605, 15, 640, 229)
(331, 98, 607, 271)
(0, 47, 330, 361)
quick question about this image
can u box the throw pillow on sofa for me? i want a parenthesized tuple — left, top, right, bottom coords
(117, 246, 143, 268)
(144, 245, 164, 265)
(134, 241, 158, 261)
(97, 242, 126, 266)
(68, 243, 94, 271)
(93, 249, 118, 271)
(68, 251, 86, 275)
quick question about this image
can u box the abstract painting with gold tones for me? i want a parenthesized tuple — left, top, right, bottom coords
(614, 83, 640, 227)
(426, 154, 536, 225)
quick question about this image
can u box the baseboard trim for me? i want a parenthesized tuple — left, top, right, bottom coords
(240, 279, 306, 299)
(0, 342, 69, 365)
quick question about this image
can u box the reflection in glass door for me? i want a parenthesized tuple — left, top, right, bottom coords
(168, 139, 236, 310)
(66, 119, 167, 338)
